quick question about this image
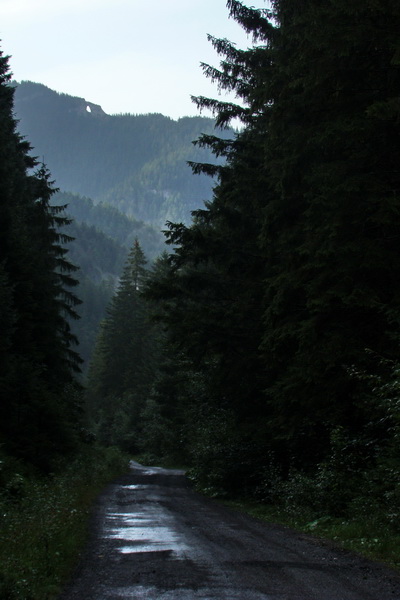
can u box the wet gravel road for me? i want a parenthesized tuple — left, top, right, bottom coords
(60, 461, 400, 600)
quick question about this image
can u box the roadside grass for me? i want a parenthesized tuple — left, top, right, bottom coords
(0, 446, 129, 600)
(223, 499, 400, 573)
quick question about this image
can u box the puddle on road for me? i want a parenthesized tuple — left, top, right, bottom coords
(104, 488, 189, 556)
(112, 585, 271, 599)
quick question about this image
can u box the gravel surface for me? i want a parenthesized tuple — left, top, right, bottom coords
(59, 461, 400, 599)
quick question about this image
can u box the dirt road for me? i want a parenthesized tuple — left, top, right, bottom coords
(59, 461, 400, 599)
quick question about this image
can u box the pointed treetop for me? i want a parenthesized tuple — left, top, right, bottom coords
(121, 238, 148, 292)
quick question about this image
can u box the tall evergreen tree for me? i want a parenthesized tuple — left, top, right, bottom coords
(258, 0, 400, 463)
(144, 0, 400, 488)
(0, 48, 82, 468)
(86, 239, 157, 449)
(143, 3, 276, 486)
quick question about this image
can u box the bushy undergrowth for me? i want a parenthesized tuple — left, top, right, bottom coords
(188, 416, 400, 568)
(187, 357, 400, 569)
(224, 449, 400, 569)
(0, 446, 129, 600)
(228, 481, 400, 571)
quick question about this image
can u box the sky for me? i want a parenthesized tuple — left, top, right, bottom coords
(0, 0, 265, 120)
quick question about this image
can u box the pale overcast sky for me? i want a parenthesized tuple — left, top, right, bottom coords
(0, 0, 266, 119)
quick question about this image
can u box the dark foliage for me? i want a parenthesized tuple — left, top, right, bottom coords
(0, 50, 83, 470)
(86, 240, 160, 451)
(140, 0, 400, 513)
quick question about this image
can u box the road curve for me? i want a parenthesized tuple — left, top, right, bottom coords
(59, 461, 400, 600)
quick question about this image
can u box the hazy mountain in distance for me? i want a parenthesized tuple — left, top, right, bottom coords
(13, 81, 225, 227)
(54, 191, 166, 261)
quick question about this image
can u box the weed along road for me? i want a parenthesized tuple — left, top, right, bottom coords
(60, 461, 400, 600)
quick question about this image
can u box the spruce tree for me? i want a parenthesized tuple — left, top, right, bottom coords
(145, 0, 400, 484)
(86, 239, 157, 449)
(0, 48, 82, 468)
(258, 0, 400, 463)
(143, 2, 276, 484)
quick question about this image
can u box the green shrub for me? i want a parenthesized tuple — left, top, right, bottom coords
(0, 446, 129, 600)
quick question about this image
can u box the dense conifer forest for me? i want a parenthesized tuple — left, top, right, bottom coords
(1, 1, 400, 595)
(85, 0, 400, 561)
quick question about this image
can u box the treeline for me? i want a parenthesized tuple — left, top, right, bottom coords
(87, 0, 400, 531)
(13, 82, 227, 226)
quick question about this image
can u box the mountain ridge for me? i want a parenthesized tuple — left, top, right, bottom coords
(13, 80, 223, 227)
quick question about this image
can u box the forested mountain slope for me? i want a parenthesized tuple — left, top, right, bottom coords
(55, 191, 165, 263)
(53, 192, 166, 366)
(13, 81, 222, 226)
